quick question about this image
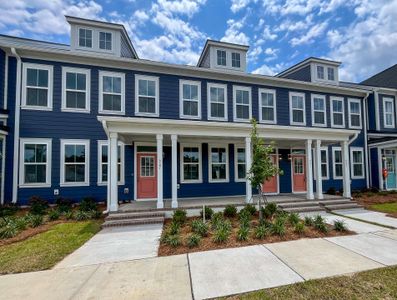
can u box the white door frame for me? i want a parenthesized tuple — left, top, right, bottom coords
(134, 142, 158, 201)
(290, 148, 307, 194)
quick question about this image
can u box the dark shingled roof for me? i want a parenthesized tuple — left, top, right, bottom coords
(361, 64, 397, 89)
(368, 136, 397, 145)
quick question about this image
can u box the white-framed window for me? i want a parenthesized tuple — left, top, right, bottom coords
(233, 85, 251, 122)
(179, 80, 201, 119)
(217, 50, 227, 66)
(97, 141, 124, 185)
(19, 138, 52, 187)
(135, 75, 159, 117)
(348, 98, 362, 129)
(311, 94, 327, 127)
(316, 65, 325, 80)
(99, 31, 112, 51)
(350, 147, 364, 179)
(327, 67, 335, 81)
(259, 88, 276, 124)
(383, 97, 395, 128)
(78, 28, 92, 48)
(209, 145, 229, 182)
(21, 63, 53, 110)
(289, 92, 306, 125)
(331, 97, 345, 128)
(313, 147, 329, 180)
(332, 147, 343, 179)
(99, 71, 125, 115)
(208, 83, 228, 121)
(60, 139, 90, 186)
(62, 67, 90, 113)
(231, 52, 241, 68)
(234, 146, 246, 182)
(180, 144, 202, 183)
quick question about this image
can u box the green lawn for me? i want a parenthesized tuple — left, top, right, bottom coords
(0, 221, 101, 274)
(370, 202, 397, 214)
(224, 266, 397, 300)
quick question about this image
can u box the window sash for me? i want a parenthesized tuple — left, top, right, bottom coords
(333, 149, 343, 178)
(332, 99, 344, 127)
(99, 144, 123, 184)
(317, 66, 324, 79)
(234, 88, 250, 121)
(209, 85, 227, 120)
(99, 32, 112, 50)
(232, 52, 240, 68)
(62, 141, 89, 185)
(181, 82, 200, 118)
(21, 142, 50, 186)
(209, 146, 228, 181)
(384, 99, 395, 127)
(217, 50, 226, 66)
(79, 28, 92, 48)
(349, 100, 361, 128)
(181, 145, 201, 182)
(327, 67, 335, 81)
(236, 147, 246, 180)
(312, 96, 326, 126)
(290, 94, 305, 124)
(351, 149, 364, 178)
(24, 66, 51, 108)
(65, 71, 87, 110)
(260, 90, 276, 123)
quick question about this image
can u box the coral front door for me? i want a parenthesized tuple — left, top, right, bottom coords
(262, 155, 278, 193)
(137, 153, 157, 199)
(292, 155, 306, 192)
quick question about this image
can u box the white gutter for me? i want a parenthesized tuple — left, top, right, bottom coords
(363, 92, 370, 188)
(374, 89, 380, 131)
(1, 54, 8, 205)
(11, 48, 21, 204)
(101, 120, 110, 214)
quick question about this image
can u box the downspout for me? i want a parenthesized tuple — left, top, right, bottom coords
(1, 54, 8, 205)
(101, 120, 110, 214)
(11, 48, 21, 204)
(363, 92, 370, 188)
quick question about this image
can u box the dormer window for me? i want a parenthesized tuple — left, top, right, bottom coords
(217, 50, 227, 66)
(232, 52, 241, 68)
(99, 32, 112, 50)
(316, 65, 324, 80)
(327, 67, 335, 81)
(78, 28, 92, 48)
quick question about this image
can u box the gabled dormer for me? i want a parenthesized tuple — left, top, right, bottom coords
(66, 16, 138, 59)
(197, 39, 249, 72)
(277, 57, 341, 85)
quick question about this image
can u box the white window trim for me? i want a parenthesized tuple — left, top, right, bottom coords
(234, 145, 246, 182)
(135, 74, 160, 117)
(330, 96, 345, 128)
(316, 65, 325, 80)
(60, 139, 90, 187)
(233, 85, 252, 122)
(327, 66, 336, 81)
(289, 92, 306, 126)
(179, 79, 201, 120)
(231, 52, 241, 68)
(216, 49, 227, 67)
(311, 94, 327, 127)
(61, 67, 91, 113)
(180, 143, 202, 183)
(208, 144, 229, 183)
(383, 97, 395, 128)
(97, 140, 125, 186)
(332, 146, 343, 180)
(258, 88, 277, 124)
(77, 27, 93, 49)
(207, 83, 228, 121)
(313, 147, 329, 180)
(19, 138, 52, 188)
(21, 63, 53, 111)
(350, 147, 365, 179)
(313, 64, 338, 83)
(348, 98, 362, 129)
(98, 31, 113, 52)
(99, 71, 125, 115)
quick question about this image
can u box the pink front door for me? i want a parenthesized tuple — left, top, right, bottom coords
(137, 153, 157, 199)
(292, 155, 306, 192)
(262, 155, 278, 193)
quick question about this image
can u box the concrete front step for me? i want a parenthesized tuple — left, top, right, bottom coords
(106, 211, 165, 221)
(323, 203, 363, 211)
(279, 201, 323, 209)
(102, 217, 164, 228)
(318, 199, 355, 206)
(283, 206, 325, 213)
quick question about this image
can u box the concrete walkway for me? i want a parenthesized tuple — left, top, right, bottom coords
(335, 209, 397, 228)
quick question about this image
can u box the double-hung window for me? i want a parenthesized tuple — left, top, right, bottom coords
(22, 63, 53, 110)
(311, 94, 326, 126)
(179, 80, 201, 119)
(332, 147, 343, 179)
(350, 147, 364, 179)
(135, 75, 159, 116)
(259, 89, 276, 124)
(331, 97, 345, 127)
(62, 67, 90, 112)
(99, 32, 112, 50)
(98, 141, 124, 185)
(232, 52, 241, 68)
(217, 50, 227, 66)
(313, 147, 328, 180)
(78, 28, 92, 48)
(383, 97, 395, 128)
(20, 139, 51, 187)
(348, 98, 362, 128)
(99, 71, 125, 114)
(208, 83, 227, 121)
(209, 145, 229, 182)
(316, 65, 325, 80)
(233, 86, 251, 122)
(289, 92, 306, 125)
(61, 140, 89, 186)
(180, 144, 202, 183)
(327, 67, 335, 81)
(235, 147, 246, 182)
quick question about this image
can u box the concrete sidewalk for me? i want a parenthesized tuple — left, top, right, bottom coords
(335, 209, 397, 228)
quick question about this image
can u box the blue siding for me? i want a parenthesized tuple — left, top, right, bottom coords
(370, 148, 380, 189)
(367, 93, 376, 131)
(283, 65, 311, 82)
(0, 49, 5, 109)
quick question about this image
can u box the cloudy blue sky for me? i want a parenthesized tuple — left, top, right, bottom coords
(1, 0, 397, 82)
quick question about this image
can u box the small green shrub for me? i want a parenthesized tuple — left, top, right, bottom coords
(262, 202, 278, 219)
(14, 217, 28, 231)
(244, 204, 257, 215)
(79, 197, 97, 212)
(294, 222, 305, 234)
(89, 209, 102, 219)
(304, 216, 314, 226)
(191, 220, 209, 237)
(28, 196, 48, 215)
(314, 215, 325, 226)
(186, 234, 201, 248)
(214, 219, 232, 232)
(313, 215, 328, 233)
(239, 209, 252, 224)
(254, 225, 270, 239)
(237, 225, 250, 241)
(200, 206, 214, 220)
(27, 214, 44, 227)
(211, 212, 224, 229)
(166, 234, 181, 247)
(0, 222, 18, 239)
(48, 209, 60, 221)
(223, 205, 237, 218)
(65, 211, 74, 220)
(74, 210, 91, 221)
(55, 197, 73, 213)
(288, 212, 300, 226)
(168, 221, 181, 235)
(172, 209, 187, 225)
(333, 220, 347, 232)
(0, 204, 19, 218)
(213, 227, 230, 243)
(271, 217, 286, 236)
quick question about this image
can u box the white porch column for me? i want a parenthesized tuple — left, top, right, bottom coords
(306, 139, 314, 200)
(109, 132, 119, 212)
(156, 134, 164, 209)
(245, 137, 252, 203)
(315, 139, 324, 200)
(171, 134, 178, 208)
(342, 140, 351, 198)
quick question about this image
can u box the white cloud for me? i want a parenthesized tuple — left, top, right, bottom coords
(221, 18, 250, 45)
(252, 64, 276, 75)
(231, 0, 251, 13)
(156, 0, 207, 17)
(290, 21, 328, 46)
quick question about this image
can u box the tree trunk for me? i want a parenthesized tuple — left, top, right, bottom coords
(258, 186, 263, 221)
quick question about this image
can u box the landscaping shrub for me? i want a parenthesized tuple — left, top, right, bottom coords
(211, 212, 224, 229)
(186, 234, 201, 248)
(333, 220, 347, 232)
(304, 216, 314, 226)
(172, 209, 187, 225)
(28, 196, 48, 215)
(237, 225, 250, 241)
(89, 209, 102, 219)
(271, 217, 286, 236)
(327, 187, 336, 195)
(55, 197, 73, 213)
(254, 225, 270, 239)
(0, 204, 19, 218)
(191, 220, 209, 237)
(65, 211, 74, 220)
(168, 221, 181, 235)
(223, 205, 237, 218)
(213, 227, 230, 243)
(200, 206, 214, 220)
(288, 212, 300, 226)
(74, 210, 91, 221)
(79, 197, 97, 212)
(262, 202, 278, 219)
(14, 217, 28, 231)
(314, 215, 328, 233)
(243, 204, 257, 215)
(27, 214, 44, 228)
(216, 219, 232, 232)
(239, 208, 252, 222)
(294, 222, 305, 234)
(166, 234, 181, 247)
(0, 221, 18, 239)
(48, 209, 60, 221)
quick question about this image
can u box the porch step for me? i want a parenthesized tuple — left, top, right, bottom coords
(278, 201, 322, 209)
(322, 203, 363, 211)
(102, 217, 164, 228)
(318, 199, 354, 206)
(105, 211, 165, 221)
(283, 206, 326, 213)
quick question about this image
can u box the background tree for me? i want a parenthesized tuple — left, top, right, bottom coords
(247, 119, 283, 221)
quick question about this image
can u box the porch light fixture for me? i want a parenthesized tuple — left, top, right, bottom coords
(288, 154, 292, 161)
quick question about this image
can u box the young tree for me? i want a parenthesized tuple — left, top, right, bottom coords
(247, 119, 283, 221)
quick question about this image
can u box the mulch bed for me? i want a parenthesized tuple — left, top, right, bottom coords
(158, 216, 355, 256)
(353, 192, 397, 218)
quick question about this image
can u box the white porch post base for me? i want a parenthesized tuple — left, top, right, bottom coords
(157, 134, 164, 209)
(245, 137, 252, 203)
(306, 139, 314, 200)
(171, 134, 178, 208)
(342, 140, 351, 198)
(315, 139, 324, 200)
(109, 132, 119, 212)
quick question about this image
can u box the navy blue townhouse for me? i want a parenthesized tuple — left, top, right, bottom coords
(0, 16, 380, 211)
